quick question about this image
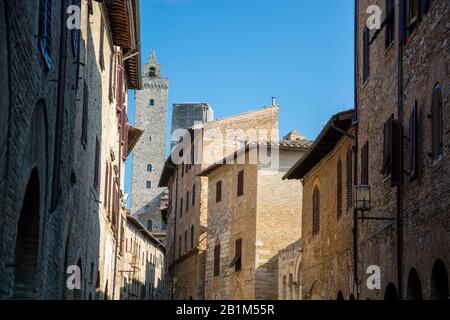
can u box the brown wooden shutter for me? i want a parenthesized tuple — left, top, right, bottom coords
(337, 160, 343, 218)
(431, 85, 443, 160)
(186, 192, 189, 211)
(99, 15, 105, 70)
(237, 170, 244, 196)
(108, 53, 114, 102)
(313, 187, 320, 235)
(192, 184, 196, 206)
(391, 120, 404, 187)
(346, 148, 353, 208)
(214, 244, 221, 276)
(361, 141, 369, 185)
(216, 180, 222, 203)
(409, 101, 419, 181)
(235, 239, 242, 271)
(94, 137, 100, 190)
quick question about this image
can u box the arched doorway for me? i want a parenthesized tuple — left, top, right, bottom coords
(13, 169, 40, 299)
(384, 282, 398, 300)
(406, 268, 423, 300)
(431, 259, 449, 300)
(337, 290, 344, 300)
(349, 293, 355, 300)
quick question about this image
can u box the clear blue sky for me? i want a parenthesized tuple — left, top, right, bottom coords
(125, 0, 355, 205)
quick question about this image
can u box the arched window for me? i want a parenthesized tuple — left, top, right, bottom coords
(146, 181, 151, 189)
(346, 147, 353, 209)
(431, 84, 443, 160)
(337, 290, 344, 300)
(190, 225, 194, 249)
(149, 67, 156, 77)
(337, 159, 343, 218)
(147, 219, 153, 231)
(147, 164, 153, 172)
(149, 99, 155, 106)
(282, 276, 287, 300)
(312, 186, 320, 235)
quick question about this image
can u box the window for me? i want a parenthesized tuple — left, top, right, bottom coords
(407, 0, 419, 33)
(237, 170, 244, 197)
(409, 101, 419, 181)
(431, 84, 443, 160)
(337, 160, 343, 218)
(108, 53, 115, 102)
(184, 230, 188, 253)
(81, 81, 89, 147)
(149, 99, 155, 106)
(192, 184, 196, 206)
(181, 162, 184, 177)
(180, 198, 183, 217)
(190, 225, 194, 249)
(178, 236, 181, 257)
(186, 192, 189, 211)
(229, 239, 242, 271)
(94, 137, 100, 190)
(214, 242, 221, 276)
(363, 27, 370, 83)
(216, 180, 222, 203)
(147, 164, 153, 172)
(385, 0, 395, 48)
(38, 0, 53, 69)
(361, 141, 369, 185)
(346, 148, 353, 208)
(99, 15, 105, 70)
(149, 67, 156, 77)
(382, 115, 394, 175)
(104, 161, 109, 207)
(312, 186, 320, 235)
(147, 219, 153, 232)
(146, 181, 151, 189)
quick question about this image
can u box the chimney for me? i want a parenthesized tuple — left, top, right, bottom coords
(271, 97, 276, 106)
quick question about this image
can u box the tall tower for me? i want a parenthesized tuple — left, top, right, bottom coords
(131, 51, 169, 231)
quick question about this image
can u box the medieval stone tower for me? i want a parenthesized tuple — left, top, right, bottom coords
(131, 51, 169, 231)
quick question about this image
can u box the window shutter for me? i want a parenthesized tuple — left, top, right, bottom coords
(346, 148, 353, 208)
(94, 138, 101, 190)
(192, 184, 196, 206)
(116, 65, 124, 112)
(382, 115, 394, 175)
(214, 244, 221, 276)
(363, 27, 370, 82)
(186, 192, 189, 211)
(361, 141, 369, 185)
(108, 53, 114, 101)
(237, 170, 244, 196)
(190, 225, 194, 249)
(99, 15, 105, 70)
(180, 198, 183, 217)
(82, 81, 89, 146)
(104, 161, 109, 207)
(108, 163, 112, 218)
(431, 85, 443, 160)
(409, 101, 419, 181)
(391, 120, 404, 187)
(235, 239, 242, 271)
(337, 160, 343, 218)
(421, 0, 430, 15)
(216, 180, 222, 203)
(312, 187, 320, 235)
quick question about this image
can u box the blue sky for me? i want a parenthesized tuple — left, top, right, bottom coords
(125, 0, 355, 204)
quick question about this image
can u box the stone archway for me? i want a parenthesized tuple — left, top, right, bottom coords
(431, 259, 449, 300)
(13, 168, 40, 299)
(384, 282, 398, 300)
(406, 268, 422, 300)
(337, 290, 344, 300)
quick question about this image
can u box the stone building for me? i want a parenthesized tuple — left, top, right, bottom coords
(277, 240, 302, 300)
(0, 0, 142, 300)
(131, 51, 169, 238)
(199, 137, 311, 300)
(284, 109, 356, 300)
(354, 0, 449, 299)
(171, 103, 214, 150)
(118, 215, 165, 300)
(159, 105, 280, 299)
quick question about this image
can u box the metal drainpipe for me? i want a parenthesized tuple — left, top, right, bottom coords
(353, 0, 360, 299)
(171, 167, 179, 300)
(396, 0, 405, 300)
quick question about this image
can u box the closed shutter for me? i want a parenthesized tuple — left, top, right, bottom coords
(104, 161, 109, 207)
(214, 244, 221, 276)
(237, 170, 244, 196)
(99, 15, 105, 70)
(186, 192, 189, 211)
(361, 141, 369, 185)
(190, 225, 194, 249)
(94, 138, 101, 190)
(216, 180, 222, 203)
(431, 85, 443, 160)
(409, 101, 419, 181)
(382, 115, 394, 175)
(192, 184, 196, 206)
(108, 53, 114, 101)
(108, 163, 112, 218)
(346, 148, 353, 208)
(337, 160, 343, 218)
(312, 187, 320, 235)
(391, 120, 404, 187)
